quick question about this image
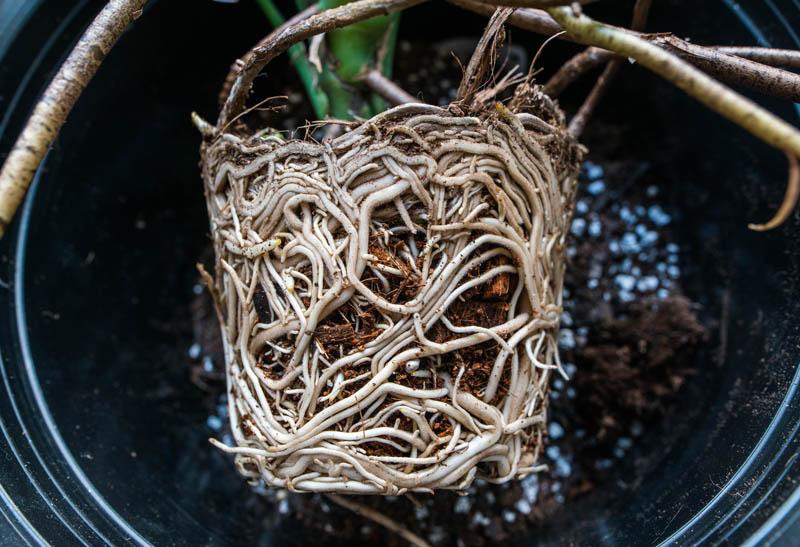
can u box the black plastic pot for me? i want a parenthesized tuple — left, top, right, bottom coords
(1, 1, 799, 545)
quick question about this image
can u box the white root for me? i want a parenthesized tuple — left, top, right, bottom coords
(200, 92, 581, 494)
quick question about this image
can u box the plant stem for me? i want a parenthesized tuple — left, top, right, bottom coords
(548, 5, 800, 229)
(320, 0, 400, 118)
(452, 1, 800, 104)
(479, 0, 587, 6)
(543, 47, 612, 96)
(568, 59, 619, 137)
(320, 66, 355, 118)
(714, 47, 800, 69)
(547, 7, 800, 158)
(221, 0, 426, 125)
(568, 0, 652, 137)
(322, 0, 393, 81)
(256, 0, 329, 118)
(362, 69, 416, 104)
(0, 0, 146, 238)
(369, 11, 401, 114)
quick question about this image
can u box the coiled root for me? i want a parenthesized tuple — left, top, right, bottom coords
(200, 81, 582, 494)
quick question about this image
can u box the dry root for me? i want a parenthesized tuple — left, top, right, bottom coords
(200, 76, 582, 493)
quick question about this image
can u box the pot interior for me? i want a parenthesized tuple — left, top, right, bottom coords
(1, 1, 799, 545)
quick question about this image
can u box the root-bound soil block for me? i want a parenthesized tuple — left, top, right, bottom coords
(200, 82, 582, 493)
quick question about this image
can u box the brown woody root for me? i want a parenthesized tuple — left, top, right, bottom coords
(568, 60, 619, 137)
(656, 36, 800, 102)
(544, 46, 611, 96)
(544, 7, 800, 163)
(716, 47, 800, 69)
(630, 0, 652, 31)
(326, 494, 432, 547)
(0, 0, 146, 238)
(221, 3, 416, 108)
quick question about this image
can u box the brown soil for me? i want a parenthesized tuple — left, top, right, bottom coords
(578, 295, 705, 423)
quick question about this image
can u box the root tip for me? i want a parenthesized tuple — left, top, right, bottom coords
(191, 111, 216, 137)
(747, 222, 769, 232)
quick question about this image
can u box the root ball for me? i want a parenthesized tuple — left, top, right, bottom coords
(200, 87, 582, 494)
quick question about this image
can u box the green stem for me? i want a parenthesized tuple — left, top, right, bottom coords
(256, 0, 329, 119)
(322, 0, 401, 117)
(257, 0, 403, 120)
(320, 67, 355, 119)
(323, 0, 392, 82)
(369, 11, 400, 114)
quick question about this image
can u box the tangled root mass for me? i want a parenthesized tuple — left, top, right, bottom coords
(201, 82, 582, 494)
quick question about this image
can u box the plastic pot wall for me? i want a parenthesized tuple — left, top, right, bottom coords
(0, 1, 799, 545)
